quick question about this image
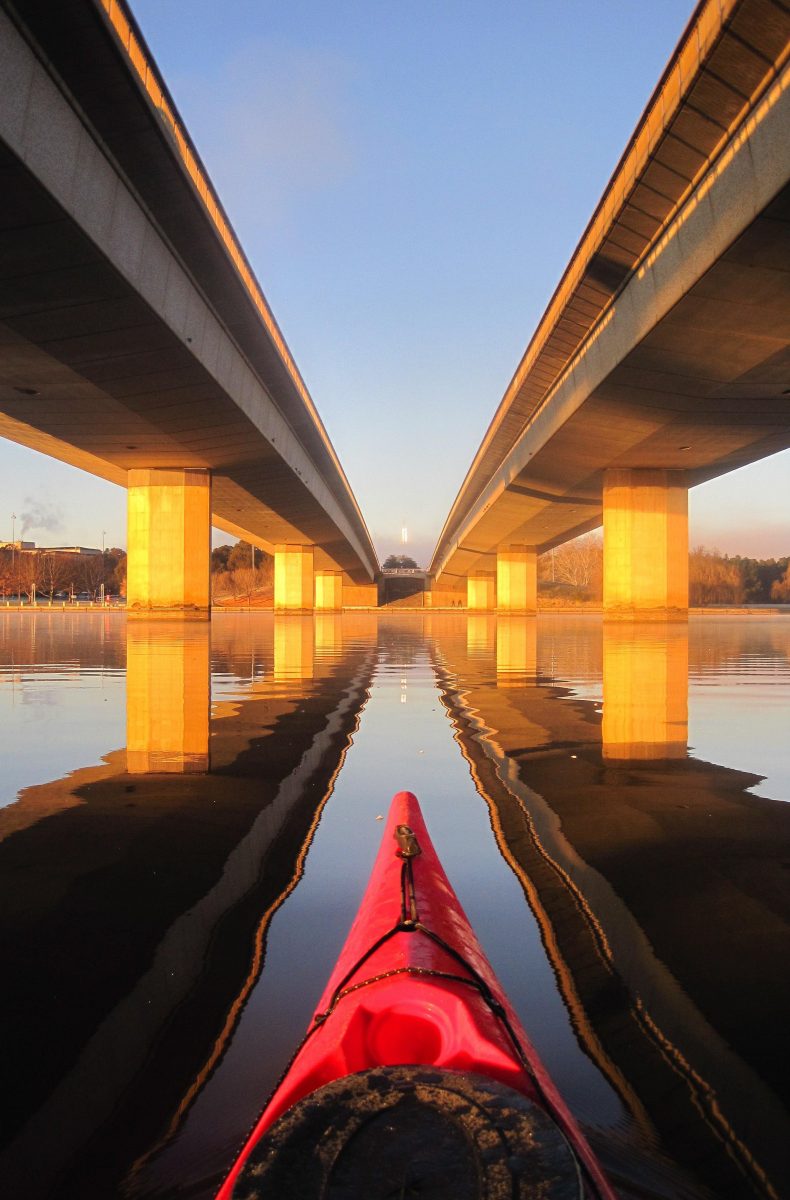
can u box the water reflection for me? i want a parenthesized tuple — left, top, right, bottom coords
(602, 623, 688, 760)
(0, 613, 374, 1198)
(0, 613, 788, 1200)
(431, 615, 790, 1200)
(497, 615, 538, 686)
(273, 613, 315, 681)
(126, 621, 211, 773)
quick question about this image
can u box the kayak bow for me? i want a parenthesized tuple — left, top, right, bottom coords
(217, 791, 616, 1199)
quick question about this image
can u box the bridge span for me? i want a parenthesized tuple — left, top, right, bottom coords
(431, 0, 790, 618)
(0, 0, 378, 615)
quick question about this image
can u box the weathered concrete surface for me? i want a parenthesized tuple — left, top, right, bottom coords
(126, 468, 212, 614)
(315, 570, 343, 611)
(466, 570, 496, 611)
(602, 469, 689, 619)
(496, 545, 537, 613)
(0, 1, 377, 584)
(274, 544, 315, 611)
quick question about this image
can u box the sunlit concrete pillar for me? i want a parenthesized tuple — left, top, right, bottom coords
(602, 623, 688, 760)
(496, 617, 538, 687)
(603, 469, 688, 619)
(467, 572, 496, 611)
(126, 620, 210, 773)
(274, 544, 314, 611)
(315, 570, 342, 611)
(274, 614, 314, 681)
(127, 468, 211, 616)
(496, 545, 537, 613)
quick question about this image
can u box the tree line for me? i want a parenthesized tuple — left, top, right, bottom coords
(689, 547, 790, 604)
(0, 542, 273, 603)
(0, 547, 127, 601)
(211, 542, 273, 602)
(536, 535, 790, 604)
(4, 538, 786, 605)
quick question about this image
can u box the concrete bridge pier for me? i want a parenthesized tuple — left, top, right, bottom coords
(315, 570, 343, 611)
(274, 544, 315, 611)
(467, 570, 496, 611)
(603, 469, 688, 620)
(497, 545, 537, 613)
(127, 469, 212, 617)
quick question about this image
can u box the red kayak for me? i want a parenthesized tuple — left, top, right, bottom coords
(217, 791, 616, 1198)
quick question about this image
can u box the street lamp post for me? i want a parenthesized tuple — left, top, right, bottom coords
(100, 530, 106, 606)
(11, 512, 16, 602)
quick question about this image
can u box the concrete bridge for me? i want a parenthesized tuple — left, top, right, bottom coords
(431, 0, 790, 618)
(0, 0, 378, 615)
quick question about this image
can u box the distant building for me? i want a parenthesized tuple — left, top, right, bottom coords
(0, 542, 102, 556)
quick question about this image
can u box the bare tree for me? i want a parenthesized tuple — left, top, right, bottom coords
(39, 552, 71, 599)
(0, 548, 13, 598)
(232, 565, 257, 602)
(211, 570, 234, 601)
(540, 533, 603, 595)
(16, 552, 43, 603)
(78, 554, 106, 599)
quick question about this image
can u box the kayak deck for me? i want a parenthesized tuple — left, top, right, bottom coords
(217, 791, 615, 1199)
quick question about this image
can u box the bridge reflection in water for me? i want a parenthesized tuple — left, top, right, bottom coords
(0, 612, 788, 1200)
(431, 613, 789, 1200)
(0, 612, 374, 1199)
(126, 622, 211, 774)
(601, 623, 688, 760)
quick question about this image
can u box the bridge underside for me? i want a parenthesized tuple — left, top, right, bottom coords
(0, 1, 377, 614)
(0, 140, 365, 575)
(435, 180, 790, 596)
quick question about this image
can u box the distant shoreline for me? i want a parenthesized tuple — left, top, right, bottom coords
(2, 603, 789, 617)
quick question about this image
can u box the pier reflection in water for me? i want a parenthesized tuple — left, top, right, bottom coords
(126, 622, 211, 773)
(601, 623, 688, 760)
(0, 612, 788, 1200)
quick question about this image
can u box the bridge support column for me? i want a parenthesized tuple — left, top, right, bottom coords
(127, 468, 211, 616)
(274, 545, 314, 611)
(603, 469, 688, 619)
(315, 570, 342, 611)
(496, 545, 537, 613)
(467, 572, 496, 611)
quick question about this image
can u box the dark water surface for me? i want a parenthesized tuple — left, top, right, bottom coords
(1, 611, 788, 1199)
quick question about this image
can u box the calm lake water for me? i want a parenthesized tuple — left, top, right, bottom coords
(1, 611, 788, 1200)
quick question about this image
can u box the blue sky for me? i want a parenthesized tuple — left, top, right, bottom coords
(2, 0, 787, 564)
